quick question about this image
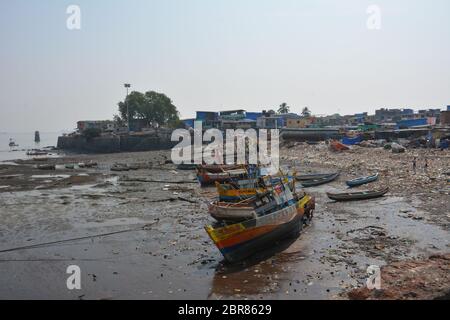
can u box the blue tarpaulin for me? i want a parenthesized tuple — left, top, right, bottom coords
(342, 135, 363, 145)
(439, 139, 449, 149)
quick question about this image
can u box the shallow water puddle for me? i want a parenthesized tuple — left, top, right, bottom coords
(31, 174, 71, 179)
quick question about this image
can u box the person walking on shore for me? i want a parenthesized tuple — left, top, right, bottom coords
(412, 157, 417, 173)
(424, 158, 428, 172)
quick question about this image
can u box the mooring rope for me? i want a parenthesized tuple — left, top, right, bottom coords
(0, 221, 158, 254)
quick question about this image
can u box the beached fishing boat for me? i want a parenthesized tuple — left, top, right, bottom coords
(210, 182, 298, 221)
(37, 164, 55, 170)
(300, 172, 340, 187)
(205, 194, 315, 263)
(176, 163, 198, 170)
(216, 175, 295, 201)
(33, 157, 48, 161)
(111, 164, 129, 171)
(326, 187, 389, 201)
(197, 168, 249, 186)
(346, 173, 379, 187)
(330, 140, 350, 152)
(295, 172, 336, 181)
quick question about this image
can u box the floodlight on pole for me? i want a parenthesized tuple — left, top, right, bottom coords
(124, 84, 131, 132)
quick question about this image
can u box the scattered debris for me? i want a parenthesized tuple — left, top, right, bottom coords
(348, 254, 450, 300)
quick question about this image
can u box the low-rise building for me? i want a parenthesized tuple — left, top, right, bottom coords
(441, 111, 450, 126)
(77, 120, 115, 132)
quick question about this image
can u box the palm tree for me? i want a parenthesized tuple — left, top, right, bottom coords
(278, 103, 290, 114)
(301, 107, 311, 117)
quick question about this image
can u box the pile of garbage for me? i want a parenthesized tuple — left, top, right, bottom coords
(282, 142, 450, 196)
(347, 254, 450, 300)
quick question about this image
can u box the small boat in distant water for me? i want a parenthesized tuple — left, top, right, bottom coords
(26, 150, 48, 156)
(346, 173, 379, 187)
(327, 187, 389, 202)
(8, 138, 18, 147)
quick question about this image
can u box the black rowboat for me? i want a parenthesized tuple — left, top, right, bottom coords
(300, 172, 340, 187)
(327, 187, 389, 201)
(295, 172, 337, 181)
(176, 163, 198, 170)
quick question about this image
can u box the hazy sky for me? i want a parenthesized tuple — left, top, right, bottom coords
(0, 0, 449, 132)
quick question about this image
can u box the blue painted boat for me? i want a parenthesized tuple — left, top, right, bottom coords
(346, 173, 379, 187)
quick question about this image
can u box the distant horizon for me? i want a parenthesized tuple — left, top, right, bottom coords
(1, 0, 449, 132)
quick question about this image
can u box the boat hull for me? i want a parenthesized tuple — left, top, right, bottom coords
(205, 195, 314, 263)
(222, 214, 303, 262)
(176, 163, 198, 170)
(327, 187, 389, 201)
(300, 172, 340, 187)
(346, 173, 379, 187)
(295, 173, 334, 181)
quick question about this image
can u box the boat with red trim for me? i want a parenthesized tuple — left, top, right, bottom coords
(205, 193, 315, 263)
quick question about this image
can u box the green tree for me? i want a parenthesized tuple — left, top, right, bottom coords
(113, 114, 125, 128)
(277, 103, 290, 114)
(301, 107, 311, 117)
(117, 90, 180, 128)
(118, 91, 146, 123)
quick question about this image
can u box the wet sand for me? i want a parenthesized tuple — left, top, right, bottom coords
(0, 147, 449, 299)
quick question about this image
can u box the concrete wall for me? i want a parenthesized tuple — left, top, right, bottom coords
(281, 128, 342, 141)
(57, 131, 176, 153)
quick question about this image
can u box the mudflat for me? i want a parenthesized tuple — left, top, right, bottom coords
(0, 145, 448, 299)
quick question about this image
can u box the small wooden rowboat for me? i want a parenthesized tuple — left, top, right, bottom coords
(176, 163, 198, 170)
(208, 198, 279, 221)
(295, 172, 335, 181)
(326, 187, 389, 201)
(37, 164, 55, 170)
(300, 172, 340, 187)
(346, 173, 379, 187)
(205, 194, 315, 263)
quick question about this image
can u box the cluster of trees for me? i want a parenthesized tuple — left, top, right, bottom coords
(277, 102, 311, 117)
(114, 90, 183, 129)
(114, 90, 314, 131)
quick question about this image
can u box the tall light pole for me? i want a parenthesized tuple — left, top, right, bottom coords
(124, 83, 131, 132)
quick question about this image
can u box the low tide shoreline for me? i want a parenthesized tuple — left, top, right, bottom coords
(0, 144, 449, 299)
